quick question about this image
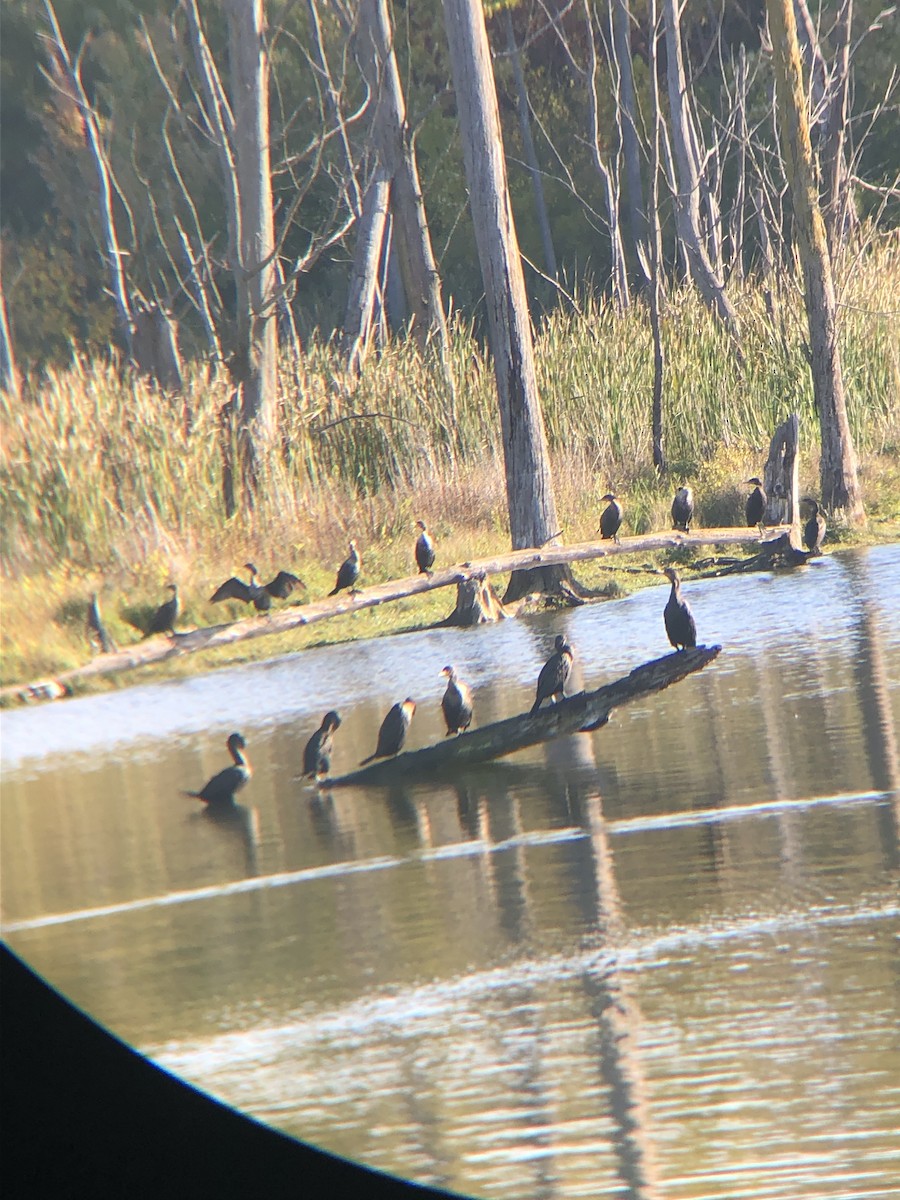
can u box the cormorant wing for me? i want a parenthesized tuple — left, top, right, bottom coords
(264, 571, 302, 599)
(210, 576, 253, 604)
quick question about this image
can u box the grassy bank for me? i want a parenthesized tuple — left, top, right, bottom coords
(2, 235, 898, 692)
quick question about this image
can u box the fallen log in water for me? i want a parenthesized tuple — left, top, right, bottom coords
(328, 645, 721, 786)
(4, 528, 761, 701)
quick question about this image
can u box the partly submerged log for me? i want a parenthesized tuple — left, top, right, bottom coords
(329, 645, 721, 786)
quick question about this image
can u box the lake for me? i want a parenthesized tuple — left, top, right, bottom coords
(2, 544, 899, 1199)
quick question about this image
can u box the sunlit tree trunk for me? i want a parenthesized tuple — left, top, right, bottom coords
(610, 0, 648, 284)
(442, 0, 568, 602)
(342, 171, 391, 375)
(662, 0, 740, 345)
(357, 0, 453, 392)
(226, 0, 277, 495)
(648, 0, 666, 473)
(767, 0, 864, 520)
(0, 276, 20, 401)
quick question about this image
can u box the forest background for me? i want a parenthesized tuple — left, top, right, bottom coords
(1, 0, 898, 688)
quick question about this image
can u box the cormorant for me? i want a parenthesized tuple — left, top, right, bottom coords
(597, 493, 623, 542)
(531, 634, 575, 713)
(146, 583, 179, 637)
(303, 710, 342, 780)
(663, 567, 697, 650)
(671, 486, 694, 533)
(802, 498, 827, 554)
(184, 732, 251, 805)
(441, 665, 474, 735)
(329, 540, 361, 596)
(360, 699, 416, 764)
(745, 477, 767, 527)
(415, 520, 436, 575)
(210, 563, 304, 612)
(87, 593, 116, 654)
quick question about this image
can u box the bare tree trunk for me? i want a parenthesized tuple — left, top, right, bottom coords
(503, 9, 558, 280)
(648, 0, 666, 473)
(610, 0, 649, 283)
(226, 0, 278, 497)
(661, 0, 741, 345)
(342, 170, 392, 375)
(0, 275, 20, 401)
(822, 0, 856, 245)
(356, 0, 453, 392)
(43, 1, 134, 361)
(730, 46, 750, 281)
(767, 0, 865, 520)
(441, 0, 568, 602)
(584, 0, 630, 309)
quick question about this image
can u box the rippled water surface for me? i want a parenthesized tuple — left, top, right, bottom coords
(3, 545, 900, 1199)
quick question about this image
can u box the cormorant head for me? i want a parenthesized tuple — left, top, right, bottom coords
(349, 539, 358, 552)
(227, 732, 246, 752)
(554, 634, 573, 656)
(663, 567, 680, 584)
(166, 583, 178, 595)
(401, 698, 417, 718)
(244, 562, 259, 575)
(441, 665, 455, 680)
(416, 519, 427, 532)
(746, 477, 763, 487)
(801, 496, 820, 515)
(600, 492, 618, 503)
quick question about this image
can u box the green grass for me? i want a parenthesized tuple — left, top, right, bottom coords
(2, 231, 898, 693)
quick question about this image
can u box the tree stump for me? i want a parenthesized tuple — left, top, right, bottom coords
(443, 573, 507, 625)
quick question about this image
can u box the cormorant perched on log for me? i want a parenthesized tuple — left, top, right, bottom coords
(671, 486, 694, 532)
(87, 593, 116, 654)
(329, 540, 361, 596)
(745, 477, 767, 527)
(597, 493, 623, 542)
(663, 567, 697, 650)
(184, 732, 251, 805)
(360, 699, 416, 764)
(415, 520, 436, 574)
(531, 634, 575, 713)
(210, 563, 304, 612)
(441, 666, 474, 735)
(146, 583, 179, 637)
(303, 711, 342, 780)
(802, 498, 827, 554)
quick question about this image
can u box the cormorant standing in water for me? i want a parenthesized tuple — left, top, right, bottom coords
(329, 540, 361, 596)
(414, 520, 436, 574)
(441, 666, 474, 735)
(87, 593, 116, 654)
(597, 493, 623, 542)
(360, 699, 416, 764)
(531, 635, 575, 713)
(802, 498, 827, 554)
(146, 583, 179, 637)
(671, 486, 694, 533)
(184, 732, 251, 805)
(303, 711, 342, 780)
(745, 477, 767, 527)
(663, 567, 697, 650)
(210, 563, 304, 612)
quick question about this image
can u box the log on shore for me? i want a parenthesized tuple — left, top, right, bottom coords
(329, 645, 721, 786)
(3, 528, 764, 701)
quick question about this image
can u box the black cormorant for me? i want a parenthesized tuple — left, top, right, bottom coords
(745, 477, 767, 527)
(802, 498, 827, 554)
(184, 732, 251, 805)
(211, 563, 304, 612)
(597, 493, 623, 542)
(663, 567, 697, 650)
(671, 486, 694, 533)
(360, 699, 416, 764)
(329, 540, 361, 596)
(415, 520, 436, 574)
(531, 634, 575, 713)
(303, 711, 342, 780)
(87, 593, 116, 654)
(146, 583, 179, 637)
(441, 666, 474, 735)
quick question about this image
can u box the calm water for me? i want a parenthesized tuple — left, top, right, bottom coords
(3, 546, 899, 1199)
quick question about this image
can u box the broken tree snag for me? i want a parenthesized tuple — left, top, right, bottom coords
(329, 645, 721, 786)
(763, 413, 801, 530)
(442, 573, 507, 625)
